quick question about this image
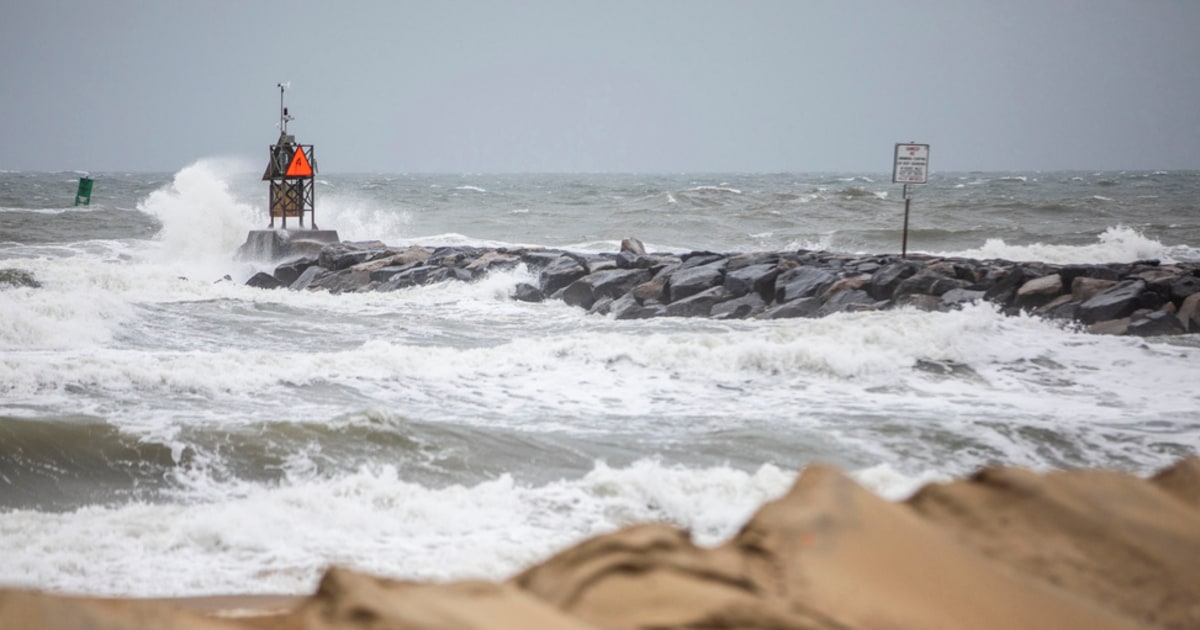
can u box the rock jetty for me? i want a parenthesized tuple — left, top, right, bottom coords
(245, 238, 1200, 336)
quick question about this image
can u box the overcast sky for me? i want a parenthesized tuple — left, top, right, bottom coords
(3, 1, 1199, 173)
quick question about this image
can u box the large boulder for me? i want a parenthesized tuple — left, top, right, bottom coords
(894, 272, 966, 299)
(245, 272, 284, 289)
(1077, 279, 1147, 324)
(1128, 310, 1187, 337)
(665, 286, 728, 317)
(561, 269, 651, 310)
(712, 293, 767, 319)
(868, 261, 919, 300)
(666, 260, 727, 302)
(1015, 274, 1063, 307)
(0, 268, 40, 288)
(539, 256, 588, 296)
(1178, 293, 1200, 332)
(775, 267, 837, 303)
(723, 263, 778, 301)
(272, 257, 317, 285)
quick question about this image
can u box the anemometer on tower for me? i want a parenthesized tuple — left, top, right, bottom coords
(262, 83, 318, 229)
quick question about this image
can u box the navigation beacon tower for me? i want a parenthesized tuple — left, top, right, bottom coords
(263, 83, 318, 229)
(236, 84, 338, 262)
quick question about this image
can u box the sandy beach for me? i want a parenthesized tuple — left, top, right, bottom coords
(3, 456, 1197, 629)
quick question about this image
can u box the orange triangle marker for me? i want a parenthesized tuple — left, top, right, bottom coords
(285, 147, 313, 177)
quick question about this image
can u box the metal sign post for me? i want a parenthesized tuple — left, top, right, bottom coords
(892, 143, 929, 259)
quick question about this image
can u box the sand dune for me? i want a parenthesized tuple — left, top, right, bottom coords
(2, 457, 1197, 629)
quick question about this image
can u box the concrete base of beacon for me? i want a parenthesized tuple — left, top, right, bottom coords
(236, 229, 340, 262)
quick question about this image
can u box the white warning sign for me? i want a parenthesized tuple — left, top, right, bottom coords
(893, 143, 930, 184)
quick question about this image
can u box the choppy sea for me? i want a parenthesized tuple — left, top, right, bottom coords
(2, 161, 1199, 596)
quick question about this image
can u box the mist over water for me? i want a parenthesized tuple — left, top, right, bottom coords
(1, 163, 1199, 597)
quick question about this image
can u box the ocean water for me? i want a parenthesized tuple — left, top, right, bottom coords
(2, 162, 1199, 597)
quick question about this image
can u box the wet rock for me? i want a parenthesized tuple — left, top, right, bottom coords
(1128, 310, 1187, 337)
(1071, 277, 1118, 302)
(539, 256, 588, 295)
(318, 241, 388, 271)
(712, 293, 766, 319)
(310, 268, 372, 294)
(1077, 279, 1146, 324)
(0, 268, 40, 288)
(512, 283, 544, 303)
(1178, 293, 1200, 332)
(610, 293, 665, 320)
(290, 265, 329, 290)
(562, 269, 651, 310)
(620, 237, 646, 256)
(775, 267, 837, 303)
(1088, 318, 1131, 335)
(894, 272, 966, 299)
(1168, 273, 1200, 302)
(368, 261, 423, 283)
(1035, 295, 1081, 320)
(245, 272, 285, 289)
(868, 261, 918, 300)
(465, 251, 520, 276)
(816, 289, 875, 316)
(723, 263, 778, 300)
(665, 286, 728, 317)
(631, 277, 667, 304)
(667, 260, 727, 302)
(940, 288, 986, 309)
(272, 257, 317, 285)
(983, 265, 1037, 304)
(759, 297, 823, 319)
(1016, 274, 1063, 307)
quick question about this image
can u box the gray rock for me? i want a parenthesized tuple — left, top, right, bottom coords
(816, 289, 875, 316)
(520, 251, 567, 269)
(561, 269, 652, 309)
(983, 266, 1036, 304)
(1016, 274, 1063, 307)
(894, 272, 966, 298)
(1128, 310, 1187, 337)
(868, 262, 919, 300)
(894, 293, 941, 311)
(620, 237, 647, 256)
(723, 263, 779, 301)
(1177, 293, 1200, 332)
(369, 261, 423, 283)
(512, 283, 544, 303)
(272, 257, 317, 285)
(539, 256, 588, 295)
(1034, 295, 1080, 320)
(665, 286, 727, 317)
(711, 293, 766, 320)
(318, 242, 387, 271)
(245, 272, 285, 289)
(610, 293, 665, 320)
(1088, 318, 1130, 335)
(632, 278, 667, 304)
(1168, 274, 1200, 302)
(679, 252, 725, 269)
(1078, 279, 1147, 324)
(1071, 277, 1118, 302)
(939, 288, 986, 309)
(667, 260, 727, 302)
(290, 265, 330, 290)
(465, 252, 519, 276)
(310, 269, 372, 294)
(775, 267, 837, 303)
(759, 297, 823, 319)
(0, 268, 40, 288)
